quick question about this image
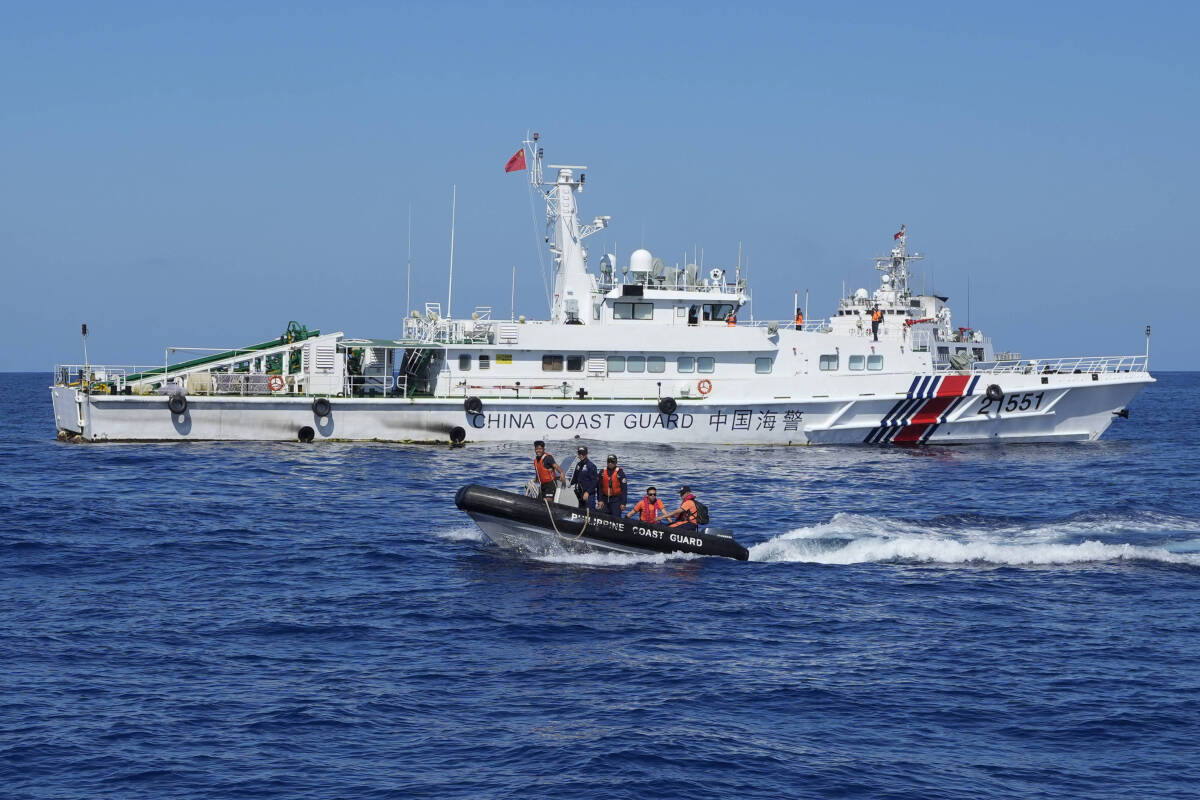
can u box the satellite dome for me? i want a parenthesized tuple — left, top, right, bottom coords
(854, 288, 869, 300)
(630, 249, 653, 273)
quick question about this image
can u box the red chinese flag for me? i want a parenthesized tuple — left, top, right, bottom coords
(505, 149, 526, 173)
(893, 230, 904, 240)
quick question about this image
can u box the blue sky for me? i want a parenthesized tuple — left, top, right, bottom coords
(2, 1, 1196, 370)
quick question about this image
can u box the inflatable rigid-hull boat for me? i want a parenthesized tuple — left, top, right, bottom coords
(454, 484, 749, 561)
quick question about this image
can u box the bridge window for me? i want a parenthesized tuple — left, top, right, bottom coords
(819, 354, 839, 371)
(867, 355, 884, 370)
(697, 356, 715, 373)
(458, 354, 471, 371)
(542, 355, 564, 371)
(647, 356, 666, 373)
(627, 356, 646, 373)
(607, 356, 625, 373)
(755, 357, 773, 374)
(614, 302, 654, 320)
(701, 303, 734, 322)
(849, 355, 865, 371)
(567, 355, 584, 372)
(677, 356, 695, 373)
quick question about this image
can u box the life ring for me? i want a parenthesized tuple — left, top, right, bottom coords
(658, 397, 678, 415)
(697, 379, 713, 395)
(312, 397, 332, 417)
(167, 394, 188, 415)
(268, 375, 285, 392)
(985, 383, 1003, 402)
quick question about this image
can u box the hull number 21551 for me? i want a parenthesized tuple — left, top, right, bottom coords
(978, 391, 1045, 415)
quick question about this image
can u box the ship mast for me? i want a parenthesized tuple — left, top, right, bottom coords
(874, 224, 924, 301)
(522, 132, 610, 324)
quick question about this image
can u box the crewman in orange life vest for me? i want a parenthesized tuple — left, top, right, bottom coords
(627, 486, 666, 523)
(726, 312, 737, 327)
(660, 485, 702, 531)
(794, 309, 804, 330)
(871, 306, 883, 341)
(532, 440, 565, 500)
(598, 454, 628, 516)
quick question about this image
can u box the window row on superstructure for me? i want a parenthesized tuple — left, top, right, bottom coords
(819, 354, 885, 371)
(452, 351, 888, 375)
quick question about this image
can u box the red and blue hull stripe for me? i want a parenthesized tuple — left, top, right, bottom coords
(865, 375, 980, 444)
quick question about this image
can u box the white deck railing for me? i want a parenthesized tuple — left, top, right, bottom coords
(938, 355, 1150, 375)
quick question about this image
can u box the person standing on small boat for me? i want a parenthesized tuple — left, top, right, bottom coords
(598, 455, 627, 517)
(569, 446, 599, 510)
(660, 486, 702, 531)
(533, 440, 565, 500)
(627, 487, 665, 523)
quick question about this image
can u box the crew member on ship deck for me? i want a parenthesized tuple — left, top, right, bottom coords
(794, 309, 804, 330)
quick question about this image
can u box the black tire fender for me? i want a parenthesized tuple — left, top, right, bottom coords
(449, 426, 467, 445)
(312, 397, 332, 417)
(658, 397, 678, 415)
(298, 426, 315, 443)
(985, 384, 1003, 402)
(167, 394, 187, 415)
(464, 396, 483, 414)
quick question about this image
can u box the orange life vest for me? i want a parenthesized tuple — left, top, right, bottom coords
(726, 314, 737, 327)
(634, 496, 664, 522)
(795, 311, 803, 326)
(600, 467, 623, 497)
(534, 453, 556, 484)
(871, 310, 883, 323)
(671, 497, 698, 527)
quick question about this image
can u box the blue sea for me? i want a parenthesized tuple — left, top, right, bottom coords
(3, 371, 1199, 799)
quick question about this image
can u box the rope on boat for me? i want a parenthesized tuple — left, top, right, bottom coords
(544, 495, 590, 542)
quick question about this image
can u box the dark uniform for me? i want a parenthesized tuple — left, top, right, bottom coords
(570, 447, 600, 510)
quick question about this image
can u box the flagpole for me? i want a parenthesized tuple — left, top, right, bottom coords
(406, 203, 412, 318)
(447, 185, 456, 319)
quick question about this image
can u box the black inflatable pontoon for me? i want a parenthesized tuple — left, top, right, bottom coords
(455, 484, 749, 561)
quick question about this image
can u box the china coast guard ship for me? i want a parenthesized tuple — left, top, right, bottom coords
(50, 134, 1152, 445)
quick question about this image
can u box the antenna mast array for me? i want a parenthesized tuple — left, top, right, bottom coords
(520, 132, 610, 324)
(875, 224, 924, 297)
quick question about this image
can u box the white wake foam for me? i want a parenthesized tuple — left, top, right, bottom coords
(436, 525, 487, 543)
(531, 549, 700, 567)
(750, 512, 1200, 566)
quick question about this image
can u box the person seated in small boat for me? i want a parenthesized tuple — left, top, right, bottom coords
(533, 440, 565, 500)
(659, 486, 702, 531)
(626, 487, 666, 523)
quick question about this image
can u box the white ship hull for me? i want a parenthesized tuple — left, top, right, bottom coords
(52, 370, 1149, 445)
